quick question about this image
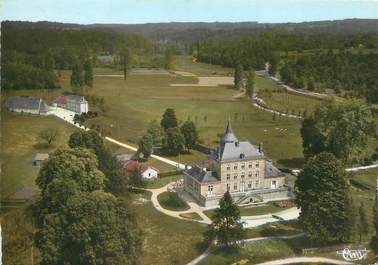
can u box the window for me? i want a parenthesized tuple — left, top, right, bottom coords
(234, 175, 237, 180)
(234, 165, 238, 170)
(226, 165, 231, 170)
(208, 185, 213, 195)
(226, 174, 230, 180)
(241, 174, 245, 179)
(248, 182, 252, 188)
(227, 184, 230, 191)
(248, 172, 252, 178)
(234, 183, 237, 190)
(255, 172, 259, 177)
(255, 161, 260, 168)
(248, 164, 253, 169)
(255, 180, 259, 188)
(241, 164, 245, 169)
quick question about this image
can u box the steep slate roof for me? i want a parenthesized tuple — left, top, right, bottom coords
(6, 96, 49, 113)
(184, 165, 219, 183)
(218, 119, 263, 161)
(265, 161, 286, 178)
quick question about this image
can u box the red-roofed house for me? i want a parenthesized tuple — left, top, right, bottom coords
(122, 160, 159, 180)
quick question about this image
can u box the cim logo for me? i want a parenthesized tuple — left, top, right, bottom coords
(336, 248, 369, 261)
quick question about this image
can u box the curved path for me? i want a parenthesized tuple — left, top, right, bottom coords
(253, 257, 352, 265)
(147, 183, 212, 224)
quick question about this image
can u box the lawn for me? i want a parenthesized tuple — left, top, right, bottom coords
(59, 69, 304, 168)
(257, 81, 322, 115)
(1, 112, 76, 199)
(172, 55, 234, 76)
(144, 174, 181, 189)
(157, 191, 190, 211)
(129, 191, 208, 265)
(204, 202, 285, 219)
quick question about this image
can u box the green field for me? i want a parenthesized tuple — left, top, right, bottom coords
(157, 191, 190, 211)
(204, 202, 285, 219)
(1, 112, 76, 199)
(130, 191, 208, 265)
(57, 66, 305, 169)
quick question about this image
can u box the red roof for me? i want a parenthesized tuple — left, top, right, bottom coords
(122, 160, 149, 175)
(54, 95, 67, 104)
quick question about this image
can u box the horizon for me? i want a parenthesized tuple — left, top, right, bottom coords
(1, 0, 378, 25)
(3, 17, 378, 26)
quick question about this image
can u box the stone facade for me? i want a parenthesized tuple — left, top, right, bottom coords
(183, 119, 290, 207)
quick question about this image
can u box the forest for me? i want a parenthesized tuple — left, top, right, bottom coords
(1, 21, 156, 90)
(195, 31, 378, 103)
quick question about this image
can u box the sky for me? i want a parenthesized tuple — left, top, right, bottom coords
(1, 0, 378, 24)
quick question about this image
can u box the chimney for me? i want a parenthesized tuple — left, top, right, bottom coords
(259, 142, 263, 153)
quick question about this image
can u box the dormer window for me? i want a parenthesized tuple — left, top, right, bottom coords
(240, 153, 245, 159)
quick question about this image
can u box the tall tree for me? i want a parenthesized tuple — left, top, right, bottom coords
(160, 108, 178, 130)
(36, 148, 105, 214)
(207, 191, 244, 246)
(68, 130, 124, 195)
(234, 63, 244, 90)
(295, 152, 351, 243)
(246, 68, 255, 99)
(163, 127, 185, 156)
(268, 54, 279, 76)
(70, 59, 83, 88)
(146, 120, 164, 147)
(121, 48, 131, 80)
(359, 202, 369, 242)
(180, 120, 198, 151)
(36, 191, 142, 265)
(300, 99, 376, 163)
(83, 58, 93, 87)
(138, 134, 153, 158)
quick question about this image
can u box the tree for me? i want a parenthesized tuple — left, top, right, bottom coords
(160, 108, 178, 130)
(234, 63, 244, 90)
(180, 120, 198, 151)
(246, 68, 255, 98)
(163, 127, 185, 156)
(164, 48, 174, 70)
(39, 128, 59, 146)
(68, 130, 124, 195)
(300, 99, 376, 163)
(359, 202, 369, 242)
(83, 58, 93, 87)
(120, 48, 131, 80)
(146, 120, 164, 147)
(36, 148, 105, 213)
(70, 59, 83, 87)
(268, 54, 279, 76)
(207, 191, 244, 246)
(36, 191, 142, 265)
(138, 134, 153, 158)
(295, 152, 351, 243)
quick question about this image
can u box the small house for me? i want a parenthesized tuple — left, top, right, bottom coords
(54, 95, 88, 114)
(6, 96, 49, 115)
(122, 160, 159, 180)
(33, 153, 49, 167)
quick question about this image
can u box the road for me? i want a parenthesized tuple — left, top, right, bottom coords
(253, 257, 352, 265)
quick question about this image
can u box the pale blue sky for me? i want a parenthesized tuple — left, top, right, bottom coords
(1, 0, 378, 24)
